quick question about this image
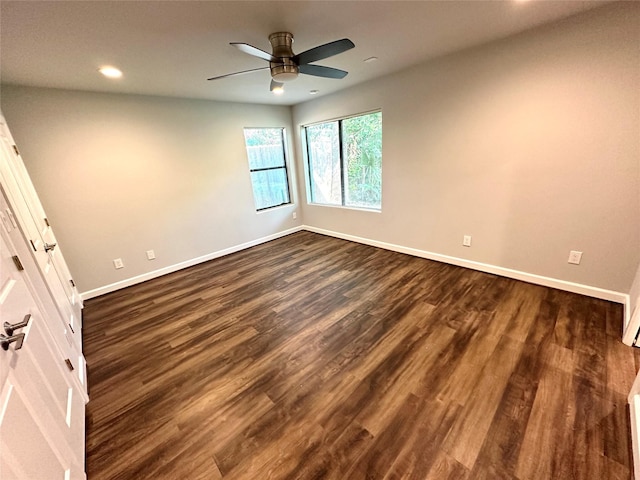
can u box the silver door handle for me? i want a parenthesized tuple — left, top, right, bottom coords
(4, 314, 31, 336)
(1, 333, 25, 351)
(44, 242, 57, 253)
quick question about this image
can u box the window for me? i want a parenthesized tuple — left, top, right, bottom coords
(243, 128, 291, 211)
(305, 111, 382, 210)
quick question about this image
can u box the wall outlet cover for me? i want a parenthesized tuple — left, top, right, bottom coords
(568, 250, 583, 265)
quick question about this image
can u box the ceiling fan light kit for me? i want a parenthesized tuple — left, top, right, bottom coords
(270, 79, 285, 95)
(208, 32, 355, 92)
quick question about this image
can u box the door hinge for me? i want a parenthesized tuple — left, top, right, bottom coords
(12, 145, 19, 156)
(11, 255, 24, 271)
(64, 358, 75, 371)
(29, 239, 37, 251)
(44, 217, 50, 227)
(70, 279, 76, 288)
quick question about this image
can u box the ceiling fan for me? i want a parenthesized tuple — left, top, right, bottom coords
(207, 32, 355, 93)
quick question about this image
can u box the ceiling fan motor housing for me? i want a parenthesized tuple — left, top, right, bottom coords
(269, 32, 299, 82)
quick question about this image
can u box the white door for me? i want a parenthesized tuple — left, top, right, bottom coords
(0, 117, 86, 392)
(3, 137, 79, 311)
(0, 192, 85, 479)
(0, 135, 82, 344)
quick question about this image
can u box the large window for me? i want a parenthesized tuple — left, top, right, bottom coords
(243, 128, 291, 211)
(305, 111, 382, 210)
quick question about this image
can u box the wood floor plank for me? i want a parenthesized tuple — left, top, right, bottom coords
(607, 334, 638, 395)
(423, 450, 470, 480)
(442, 334, 524, 469)
(382, 398, 461, 480)
(515, 365, 575, 479)
(82, 231, 640, 479)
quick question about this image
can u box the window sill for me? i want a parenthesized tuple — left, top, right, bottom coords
(308, 203, 381, 213)
(256, 203, 294, 214)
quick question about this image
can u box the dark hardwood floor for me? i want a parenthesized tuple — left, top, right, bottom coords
(83, 231, 640, 479)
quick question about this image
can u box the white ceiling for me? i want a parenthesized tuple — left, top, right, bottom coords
(0, 0, 610, 106)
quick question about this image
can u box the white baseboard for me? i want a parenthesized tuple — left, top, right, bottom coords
(629, 372, 640, 478)
(80, 226, 304, 300)
(81, 224, 629, 316)
(304, 225, 629, 305)
(623, 297, 640, 346)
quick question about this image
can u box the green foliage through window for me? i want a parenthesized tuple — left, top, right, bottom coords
(305, 112, 382, 210)
(243, 128, 291, 211)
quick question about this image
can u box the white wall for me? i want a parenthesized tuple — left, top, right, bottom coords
(293, 2, 640, 294)
(1, 88, 300, 294)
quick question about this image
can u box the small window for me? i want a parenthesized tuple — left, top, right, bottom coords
(305, 111, 382, 210)
(243, 128, 291, 211)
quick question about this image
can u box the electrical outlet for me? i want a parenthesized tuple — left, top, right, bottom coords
(146, 250, 156, 260)
(292, 211, 297, 220)
(113, 258, 124, 269)
(568, 250, 582, 265)
(463, 235, 472, 247)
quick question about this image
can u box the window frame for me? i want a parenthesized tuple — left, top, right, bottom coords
(243, 127, 292, 212)
(303, 110, 382, 211)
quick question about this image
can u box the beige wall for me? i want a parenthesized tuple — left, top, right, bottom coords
(1, 88, 300, 293)
(293, 2, 640, 294)
(1, 2, 638, 298)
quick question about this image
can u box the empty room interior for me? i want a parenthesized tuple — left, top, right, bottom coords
(0, 0, 639, 479)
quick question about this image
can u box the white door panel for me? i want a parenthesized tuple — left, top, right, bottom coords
(0, 187, 87, 395)
(0, 113, 86, 477)
(0, 219, 85, 479)
(0, 119, 84, 371)
(0, 381, 69, 480)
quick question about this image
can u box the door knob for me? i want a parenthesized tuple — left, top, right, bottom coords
(44, 242, 57, 253)
(4, 314, 31, 336)
(1, 333, 25, 351)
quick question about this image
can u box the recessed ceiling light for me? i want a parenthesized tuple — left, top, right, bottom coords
(309, 90, 319, 95)
(98, 66, 123, 78)
(364, 57, 378, 63)
(272, 86, 284, 95)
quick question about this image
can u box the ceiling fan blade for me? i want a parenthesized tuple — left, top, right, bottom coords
(231, 42, 278, 62)
(270, 79, 284, 92)
(207, 66, 269, 81)
(293, 38, 355, 65)
(299, 64, 348, 79)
